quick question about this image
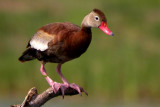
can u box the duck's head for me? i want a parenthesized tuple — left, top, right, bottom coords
(81, 8, 114, 36)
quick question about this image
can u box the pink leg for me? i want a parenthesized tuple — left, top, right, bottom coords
(40, 63, 87, 97)
(40, 63, 61, 93)
(56, 64, 69, 84)
(56, 63, 88, 96)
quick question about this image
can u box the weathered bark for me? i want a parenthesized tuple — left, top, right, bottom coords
(11, 87, 87, 107)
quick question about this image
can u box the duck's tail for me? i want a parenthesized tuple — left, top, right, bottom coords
(19, 48, 36, 62)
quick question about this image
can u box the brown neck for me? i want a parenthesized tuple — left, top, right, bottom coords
(80, 26, 92, 35)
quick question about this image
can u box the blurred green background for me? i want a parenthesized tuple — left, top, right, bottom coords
(0, 0, 160, 106)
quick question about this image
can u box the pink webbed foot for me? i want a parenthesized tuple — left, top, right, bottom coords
(54, 83, 88, 98)
(63, 83, 88, 97)
(45, 76, 88, 98)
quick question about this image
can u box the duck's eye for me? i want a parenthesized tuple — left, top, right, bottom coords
(94, 16, 99, 21)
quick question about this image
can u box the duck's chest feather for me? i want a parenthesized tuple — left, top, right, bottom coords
(64, 27, 92, 59)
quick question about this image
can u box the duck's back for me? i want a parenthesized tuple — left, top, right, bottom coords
(38, 22, 81, 35)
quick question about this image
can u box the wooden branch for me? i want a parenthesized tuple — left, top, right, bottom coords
(11, 87, 87, 107)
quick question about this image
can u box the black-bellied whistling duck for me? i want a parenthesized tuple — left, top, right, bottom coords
(19, 8, 114, 97)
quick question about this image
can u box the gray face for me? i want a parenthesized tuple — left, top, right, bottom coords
(87, 12, 102, 27)
(81, 11, 103, 28)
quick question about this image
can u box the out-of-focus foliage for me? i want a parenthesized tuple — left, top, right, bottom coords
(0, 0, 160, 106)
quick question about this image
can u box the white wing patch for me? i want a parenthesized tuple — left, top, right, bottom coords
(30, 31, 54, 51)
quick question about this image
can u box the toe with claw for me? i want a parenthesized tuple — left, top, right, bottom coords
(50, 82, 88, 98)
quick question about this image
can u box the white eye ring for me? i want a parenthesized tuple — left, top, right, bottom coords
(94, 16, 99, 21)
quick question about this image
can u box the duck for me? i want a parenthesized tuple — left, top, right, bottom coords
(19, 8, 114, 97)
